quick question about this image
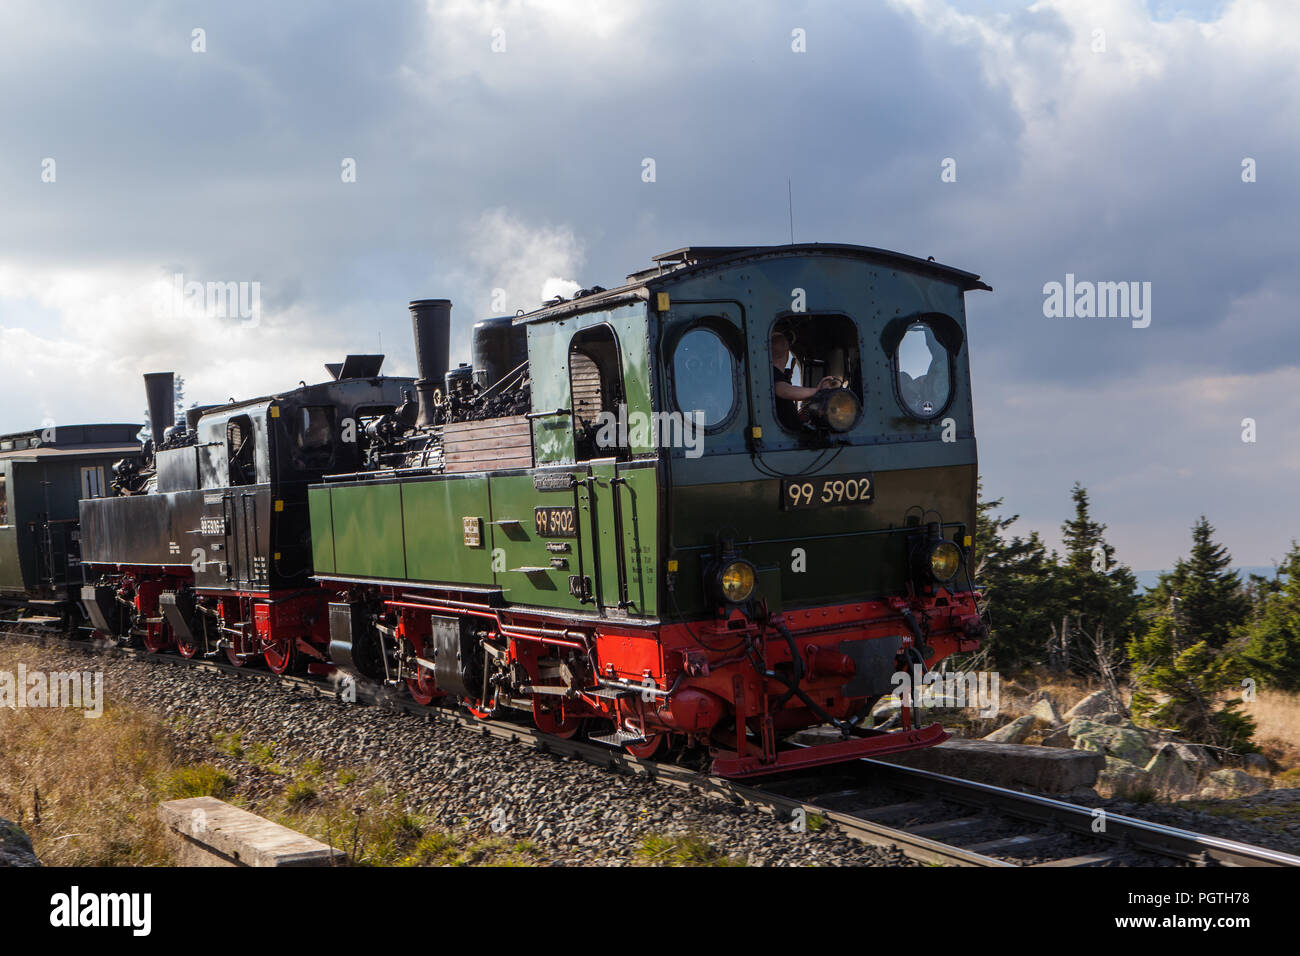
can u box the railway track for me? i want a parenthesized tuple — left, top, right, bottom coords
(5, 622, 1299, 869)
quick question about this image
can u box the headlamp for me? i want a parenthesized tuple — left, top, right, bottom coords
(716, 559, 756, 604)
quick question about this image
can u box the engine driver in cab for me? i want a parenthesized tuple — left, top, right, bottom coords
(771, 327, 838, 430)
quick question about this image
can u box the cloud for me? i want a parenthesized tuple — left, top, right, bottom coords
(0, 0, 1296, 569)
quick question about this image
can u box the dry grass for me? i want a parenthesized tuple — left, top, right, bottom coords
(0, 643, 186, 865)
(1248, 689, 1300, 772)
(0, 642, 541, 866)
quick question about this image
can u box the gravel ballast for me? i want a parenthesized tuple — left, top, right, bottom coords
(6, 637, 916, 866)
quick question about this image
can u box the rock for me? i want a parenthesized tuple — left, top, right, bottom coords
(983, 715, 1036, 744)
(1063, 690, 1113, 721)
(1200, 769, 1268, 799)
(876, 738, 1105, 792)
(1030, 697, 1065, 728)
(1098, 756, 1150, 797)
(1041, 726, 1073, 748)
(1071, 719, 1154, 766)
(1093, 711, 1130, 727)
(0, 818, 39, 868)
(1144, 743, 1199, 796)
(1171, 742, 1218, 776)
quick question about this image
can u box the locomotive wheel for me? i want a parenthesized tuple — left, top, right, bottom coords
(625, 732, 665, 760)
(264, 637, 296, 675)
(532, 696, 581, 739)
(224, 646, 248, 667)
(464, 695, 496, 720)
(406, 667, 439, 706)
(143, 626, 173, 655)
(176, 634, 201, 659)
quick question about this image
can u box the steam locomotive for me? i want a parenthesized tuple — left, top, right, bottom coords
(75, 243, 990, 778)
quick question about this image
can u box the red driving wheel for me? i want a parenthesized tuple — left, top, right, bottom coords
(625, 732, 665, 760)
(264, 635, 296, 675)
(406, 665, 439, 706)
(532, 695, 581, 739)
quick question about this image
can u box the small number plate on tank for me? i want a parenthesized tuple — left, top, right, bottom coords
(781, 474, 875, 511)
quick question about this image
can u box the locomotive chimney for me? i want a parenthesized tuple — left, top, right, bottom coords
(409, 299, 451, 427)
(143, 372, 175, 447)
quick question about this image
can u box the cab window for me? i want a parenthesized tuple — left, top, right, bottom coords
(672, 326, 736, 429)
(894, 322, 952, 419)
(770, 314, 863, 432)
(227, 415, 257, 486)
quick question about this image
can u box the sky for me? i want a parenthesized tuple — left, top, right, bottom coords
(0, 0, 1296, 572)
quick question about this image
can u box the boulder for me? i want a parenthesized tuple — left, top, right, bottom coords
(1098, 756, 1150, 797)
(1041, 726, 1073, 748)
(1071, 719, 1154, 766)
(0, 819, 39, 868)
(1030, 697, 1065, 728)
(875, 738, 1105, 792)
(1171, 742, 1219, 776)
(1144, 743, 1199, 795)
(983, 714, 1036, 744)
(1063, 690, 1113, 721)
(1199, 769, 1268, 799)
(1093, 711, 1131, 727)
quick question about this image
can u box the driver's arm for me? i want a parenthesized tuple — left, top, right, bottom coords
(775, 376, 839, 401)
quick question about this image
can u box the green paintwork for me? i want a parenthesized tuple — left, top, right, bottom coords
(401, 475, 495, 585)
(327, 481, 406, 580)
(528, 303, 655, 464)
(309, 461, 660, 618)
(307, 487, 335, 574)
(489, 471, 586, 610)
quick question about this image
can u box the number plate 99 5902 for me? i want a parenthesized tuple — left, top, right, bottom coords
(781, 474, 875, 511)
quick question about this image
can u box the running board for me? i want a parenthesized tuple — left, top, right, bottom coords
(589, 729, 647, 747)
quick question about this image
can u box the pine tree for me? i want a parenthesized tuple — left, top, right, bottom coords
(1128, 615, 1255, 749)
(1241, 543, 1300, 689)
(972, 482, 1064, 668)
(1056, 483, 1140, 666)
(1129, 517, 1257, 749)
(1142, 516, 1249, 651)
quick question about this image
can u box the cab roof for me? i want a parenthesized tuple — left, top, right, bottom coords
(512, 242, 991, 325)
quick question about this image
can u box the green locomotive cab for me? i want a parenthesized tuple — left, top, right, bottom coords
(311, 243, 991, 778)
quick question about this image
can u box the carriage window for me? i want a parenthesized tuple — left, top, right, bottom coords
(673, 327, 735, 428)
(895, 322, 951, 419)
(227, 415, 257, 486)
